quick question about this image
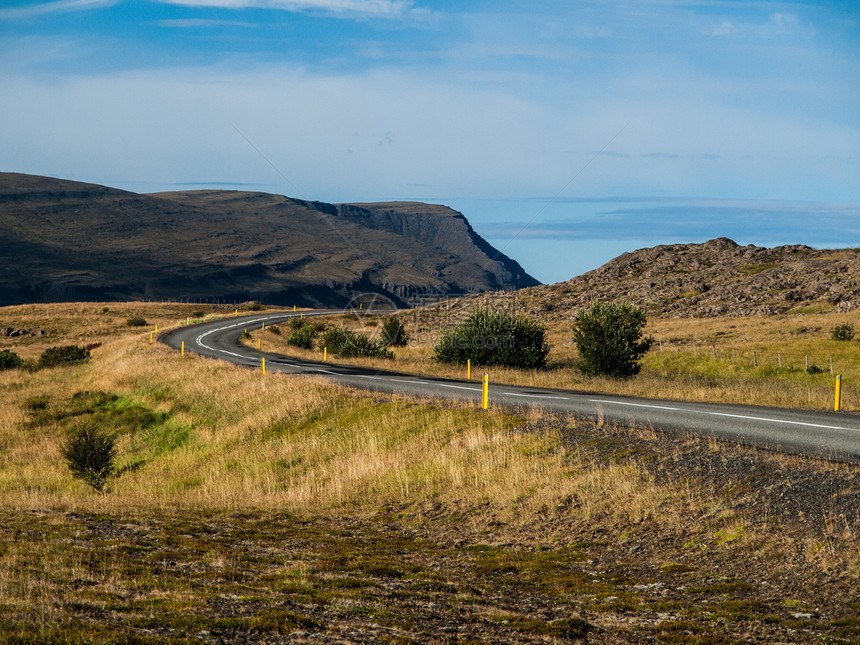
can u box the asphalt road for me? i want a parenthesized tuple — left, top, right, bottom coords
(160, 312, 860, 463)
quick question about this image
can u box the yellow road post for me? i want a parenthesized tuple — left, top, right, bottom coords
(482, 373, 489, 410)
(835, 374, 842, 411)
(467, 359, 471, 380)
(262, 357, 266, 375)
(181, 341, 184, 357)
(324, 347, 327, 361)
(149, 332, 153, 344)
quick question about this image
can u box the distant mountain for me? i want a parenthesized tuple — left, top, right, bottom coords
(0, 173, 539, 307)
(427, 238, 860, 319)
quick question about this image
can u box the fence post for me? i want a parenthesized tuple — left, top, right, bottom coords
(712, 345, 716, 359)
(753, 351, 757, 367)
(830, 357, 833, 374)
(778, 353, 781, 368)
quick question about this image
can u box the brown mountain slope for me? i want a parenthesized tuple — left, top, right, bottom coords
(0, 173, 538, 306)
(432, 237, 860, 320)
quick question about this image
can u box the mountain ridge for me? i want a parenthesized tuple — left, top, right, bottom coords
(0, 173, 539, 307)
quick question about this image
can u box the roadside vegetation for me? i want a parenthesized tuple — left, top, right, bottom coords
(0, 301, 858, 642)
(254, 306, 860, 412)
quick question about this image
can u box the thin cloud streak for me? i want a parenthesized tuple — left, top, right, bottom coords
(0, 0, 116, 20)
(155, 0, 415, 18)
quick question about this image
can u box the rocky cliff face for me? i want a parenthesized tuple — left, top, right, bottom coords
(0, 173, 539, 307)
(433, 238, 860, 320)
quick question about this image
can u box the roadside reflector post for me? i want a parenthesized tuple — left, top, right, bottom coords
(155, 324, 158, 333)
(262, 357, 266, 375)
(467, 359, 471, 380)
(301, 313, 304, 320)
(293, 305, 296, 311)
(835, 375, 842, 412)
(482, 373, 489, 410)
(235, 309, 238, 317)
(181, 341, 185, 357)
(258, 338, 262, 350)
(262, 322, 265, 330)
(324, 347, 327, 361)
(149, 332, 153, 344)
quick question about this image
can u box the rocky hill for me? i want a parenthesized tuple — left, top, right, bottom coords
(0, 173, 538, 307)
(433, 237, 860, 320)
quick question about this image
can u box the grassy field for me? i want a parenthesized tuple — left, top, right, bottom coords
(0, 302, 859, 643)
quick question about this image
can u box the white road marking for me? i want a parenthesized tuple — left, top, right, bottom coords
(435, 383, 482, 392)
(391, 378, 430, 385)
(503, 392, 568, 400)
(590, 398, 856, 432)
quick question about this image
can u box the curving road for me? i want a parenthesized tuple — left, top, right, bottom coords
(160, 312, 860, 463)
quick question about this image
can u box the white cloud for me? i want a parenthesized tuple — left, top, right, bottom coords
(155, 0, 415, 18)
(0, 0, 117, 20)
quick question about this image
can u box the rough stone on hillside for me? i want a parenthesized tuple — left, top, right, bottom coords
(434, 238, 860, 320)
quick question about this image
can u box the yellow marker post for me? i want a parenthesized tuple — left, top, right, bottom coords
(293, 305, 296, 312)
(300, 313, 304, 320)
(359, 303, 362, 310)
(467, 359, 471, 380)
(258, 338, 262, 350)
(235, 309, 238, 317)
(835, 374, 842, 412)
(149, 332, 153, 344)
(261, 357, 266, 375)
(482, 373, 489, 410)
(262, 322, 265, 330)
(155, 324, 158, 333)
(324, 347, 327, 361)
(181, 341, 185, 357)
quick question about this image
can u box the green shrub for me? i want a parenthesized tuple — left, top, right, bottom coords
(126, 316, 147, 327)
(806, 364, 825, 375)
(60, 422, 116, 492)
(433, 307, 549, 369)
(572, 301, 654, 377)
(191, 310, 205, 318)
(288, 324, 318, 350)
(319, 327, 393, 359)
(39, 345, 91, 368)
(832, 323, 854, 341)
(247, 302, 264, 311)
(0, 350, 23, 370)
(381, 317, 408, 347)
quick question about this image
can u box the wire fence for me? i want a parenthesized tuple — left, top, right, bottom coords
(653, 341, 852, 375)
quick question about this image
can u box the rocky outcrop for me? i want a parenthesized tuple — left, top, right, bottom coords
(433, 238, 860, 320)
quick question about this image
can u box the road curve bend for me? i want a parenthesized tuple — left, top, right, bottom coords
(160, 312, 860, 464)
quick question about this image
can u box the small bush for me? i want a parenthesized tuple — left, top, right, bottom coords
(832, 323, 854, 341)
(320, 327, 393, 359)
(61, 422, 116, 492)
(247, 302, 264, 311)
(39, 345, 91, 368)
(806, 364, 825, 375)
(191, 310, 205, 318)
(0, 350, 23, 370)
(380, 317, 408, 347)
(572, 301, 654, 377)
(126, 316, 147, 327)
(288, 324, 318, 350)
(241, 330, 252, 340)
(433, 308, 549, 369)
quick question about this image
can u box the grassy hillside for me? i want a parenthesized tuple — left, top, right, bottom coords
(0, 303, 858, 642)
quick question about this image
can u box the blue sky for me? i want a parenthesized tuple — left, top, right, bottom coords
(1, 0, 858, 283)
